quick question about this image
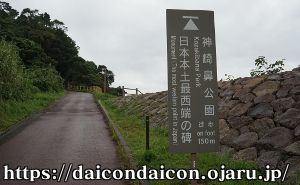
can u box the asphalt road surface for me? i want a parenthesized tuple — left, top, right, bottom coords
(0, 91, 126, 184)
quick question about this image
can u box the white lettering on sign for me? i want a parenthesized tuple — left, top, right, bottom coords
(172, 61, 177, 73)
(198, 138, 215, 144)
(181, 107, 191, 118)
(171, 36, 176, 59)
(179, 48, 189, 58)
(198, 121, 215, 128)
(173, 128, 178, 145)
(172, 73, 177, 85)
(195, 54, 200, 71)
(197, 132, 203, 136)
(204, 70, 213, 81)
(180, 71, 190, 82)
(181, 95, 191, 106)
(180, 59, 190, 70)
(172, 108, 178, 121)
(205, 105, 214, 115)
(205, 130, 215, 136)
(203, 53, 212, 64)
(199, 121, 204, 128)
(172, 87, 177, 107)
(181, 121, 191, 131)
(194, 37, 199, 46)
(181, 83, 190, 94)
(194, 36, 200, 72)
(204, 88, 214, 98)
(180, 36, 188, 46)
(195, 74, 201, 87)
(181, 132, 192, 143)
(202, 37, 212, 47)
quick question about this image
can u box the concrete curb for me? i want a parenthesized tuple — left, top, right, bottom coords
(0, 91, 69, 146)
(98, 100, 151, 185)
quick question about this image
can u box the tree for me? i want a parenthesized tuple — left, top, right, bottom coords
(0, 1, 116, 90)
(105, 70, 114, 85)
(0, 1, 19, 41)
(0, 1, 19, 18)
(107, 86, 123, 96)
(13, 38, 44, 67)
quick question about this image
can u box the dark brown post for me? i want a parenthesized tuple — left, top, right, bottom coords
(122, 86, 124, 97)
(191, 153, 197, 185)
(104, 71, 106, 96)
(146, 115, 149, 150)
(136, 88, 138, 95)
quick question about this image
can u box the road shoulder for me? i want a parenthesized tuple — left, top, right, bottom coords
(0, 91, 69, 146)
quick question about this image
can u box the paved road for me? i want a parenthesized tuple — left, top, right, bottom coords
(0, 91, 126, 184)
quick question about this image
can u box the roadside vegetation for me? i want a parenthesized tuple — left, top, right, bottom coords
(0, 39, 66, 136)
(96, 93, 299, 185)
(0, 1, 122, 135)
(0, 91, 65, 135)
(0, 1, 121, 95)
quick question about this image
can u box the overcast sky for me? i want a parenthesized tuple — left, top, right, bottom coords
(8, 0, 300, 94)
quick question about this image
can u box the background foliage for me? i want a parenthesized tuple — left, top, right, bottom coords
(0, 39, 64, 100)
(0, 1, 120, 98)
(250, 56, 285, 77)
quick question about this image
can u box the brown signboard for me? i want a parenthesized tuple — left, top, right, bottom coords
(167, 9, 219, 154)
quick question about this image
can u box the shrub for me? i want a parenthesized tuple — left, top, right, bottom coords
(0, 39, 29, 101)
(30, 65, 64, 92)
(0, 39, 64, 101)
(250, 56, 285, 77)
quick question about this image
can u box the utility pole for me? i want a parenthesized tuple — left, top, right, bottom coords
(104, 71, 106, 96)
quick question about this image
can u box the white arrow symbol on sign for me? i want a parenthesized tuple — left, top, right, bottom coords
(183, 16, 199, 30)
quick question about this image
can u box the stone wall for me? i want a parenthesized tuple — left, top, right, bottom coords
(110, 67, 300, 182)
(217, 67, 300, 182)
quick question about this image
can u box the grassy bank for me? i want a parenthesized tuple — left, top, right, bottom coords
(96, 94, 295, 185)
(0, 90, 66, 135)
